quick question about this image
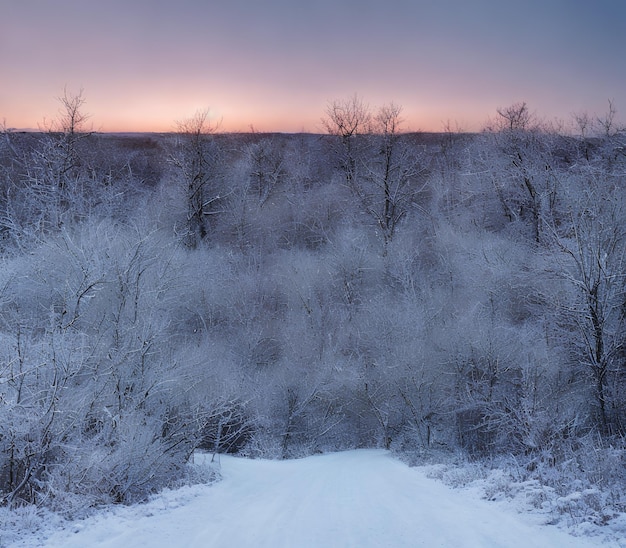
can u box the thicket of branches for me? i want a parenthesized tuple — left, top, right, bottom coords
(1, 92, 626, 515)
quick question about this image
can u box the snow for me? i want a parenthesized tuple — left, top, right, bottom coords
(9, 450, 621, 547)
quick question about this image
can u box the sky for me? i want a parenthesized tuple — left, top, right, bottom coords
(1, 0, 625, 133)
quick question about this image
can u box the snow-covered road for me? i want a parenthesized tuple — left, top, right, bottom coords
(33, 450, 609, 547)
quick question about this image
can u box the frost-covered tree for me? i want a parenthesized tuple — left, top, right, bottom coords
(556, 180, 626, 435)
(481, 103, 562, 244)
(322, 93, 371, 186)
(170, 110, 223, 247)
(364, 103, 425, 246)
(0, 223, 231, 508)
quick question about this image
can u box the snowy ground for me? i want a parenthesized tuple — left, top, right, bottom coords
(6, 450, 624, 547)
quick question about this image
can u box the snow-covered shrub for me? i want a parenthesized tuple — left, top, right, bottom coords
(0, 223, 216, 509)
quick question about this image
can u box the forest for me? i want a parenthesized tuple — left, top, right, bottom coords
(0, 92, 625, 518)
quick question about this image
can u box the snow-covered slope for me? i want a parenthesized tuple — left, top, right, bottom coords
(16, 450, 617, 547)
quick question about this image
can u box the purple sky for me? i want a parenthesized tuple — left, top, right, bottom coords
(2, 0, 625, 132)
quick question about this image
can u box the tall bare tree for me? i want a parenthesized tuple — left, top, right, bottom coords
(365, 103, 424, 246)
(40, 88, 92, 191)
(170, 110, 221, 247)
(322, 94, 371, 186)
(485, 102, 559, 243)
(557, 182, 626, 435)
(324, 99, 423, 247)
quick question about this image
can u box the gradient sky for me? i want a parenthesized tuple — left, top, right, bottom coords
(2, 0, 625, 133)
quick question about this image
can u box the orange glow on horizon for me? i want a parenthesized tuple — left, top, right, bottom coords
(5, 99, 492, 135)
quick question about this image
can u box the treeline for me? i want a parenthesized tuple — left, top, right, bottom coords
(0, 92, 625, 513)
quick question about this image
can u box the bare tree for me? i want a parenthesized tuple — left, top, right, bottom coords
(484, 103, 559, 243)
(365, 103, 424, 246)
(557, 183, 626, 435)
(41, 88, 92, 191)
(245, 137, 285, 207)
(323, 97, 424, 247)
(322, 94, 371, 185)
(1, 89, 95, 241)
(597, 99, 618, 138)
(170, 110, 222, 247)
(495, 101, 533, 132)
